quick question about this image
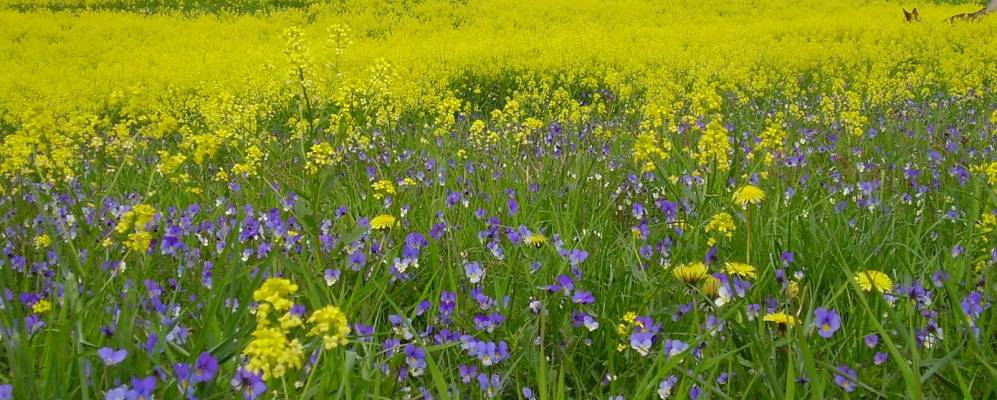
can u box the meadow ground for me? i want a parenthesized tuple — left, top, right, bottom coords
(0, 0, 995, 399)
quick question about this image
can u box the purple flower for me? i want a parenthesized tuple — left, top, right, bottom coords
(231, 368, 267, 400)
(129, 375, 156, 399)
(571, 291, 595, 305)
(571, 312, 599, 331)
(864, 334, 879, 348)
(507, 197, 519, 215)
(545, 274, 574, 295)
(464, 262, 485, 284)
(813, 308, 841, 338)
(439, 291, 457, 320)
(657, 375, 678, 399)
(0, 385, 11, 400)
(192, 352, 218, 383)
(630, 331, 654, 356)
(458, 364, 478, 383)
(662, 339, 689, 357)
(833, 365, 857, 393)
(404, 344, 427, 376)
(105, 386, 129, 400)
(873, 352, 889, 365)
(97, 347, 128, 366)
(567, 249, 589, 266)
(689, 385, 701, 400)
(930, 271, 948, 288)
(961, 291, 986, 319)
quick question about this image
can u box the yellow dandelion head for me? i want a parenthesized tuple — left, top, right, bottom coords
(673, 262, 709, 284)
(370, 214, 398, 230)
(733, 185, 765, 206)
(854, 270, 893, 293)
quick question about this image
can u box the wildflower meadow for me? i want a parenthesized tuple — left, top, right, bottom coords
(0, 0, 995, 399)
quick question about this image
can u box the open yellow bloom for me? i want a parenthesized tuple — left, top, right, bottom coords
(733, 185, 765, 206)
(854, 270, 893, 293)
(370, 214, 397, 230)
(673, 262, 708, 284)
(702, 275, 721, 297)
(763, 312, 797, 326)
(723, 261, 756, 279)
(525, 233, 547, 247)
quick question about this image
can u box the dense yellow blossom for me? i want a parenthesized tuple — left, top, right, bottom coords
(372, 179, 396, 199)
(244, 326, 305, 379)
(308, 305, 351, 350)
(32, 299, 52, 314)
(305, 142, 337, 174)
(33, 234, 51, 249)
(697, 119, 731, 172)
(253, 278, 298, 311)
(705, 212, 736, 243)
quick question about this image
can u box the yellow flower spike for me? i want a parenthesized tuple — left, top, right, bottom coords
(705, 212, 736, 239)
(307, 305, 351, 350)
(32, 299, 52, 314)
(253, 278, 299, 311)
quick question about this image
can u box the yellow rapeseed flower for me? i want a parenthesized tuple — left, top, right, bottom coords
(308, 305, 351, 350)
(253, 278, 299, 311)
(705, 212, 736, 240)
(33, 234, 51, 249)
(32, 299, 52, 314)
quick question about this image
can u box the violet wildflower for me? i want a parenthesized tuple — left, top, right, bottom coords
(231, 368, 267, 400)
(813, 308, 841, 338)
(833, 365, 857, 392)
(97, 347, 127, 366)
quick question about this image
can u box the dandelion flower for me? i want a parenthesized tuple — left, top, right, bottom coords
(702, 275, 721, 297)
(370, 214, 397, 230)
(673, 262, 708, 284)
(723, 262, 756, 279)
(763, 312, 797, 326)
(525, 233, 546, 247)
(733, 185, 765, 206)
(854, 270, 893, 293)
